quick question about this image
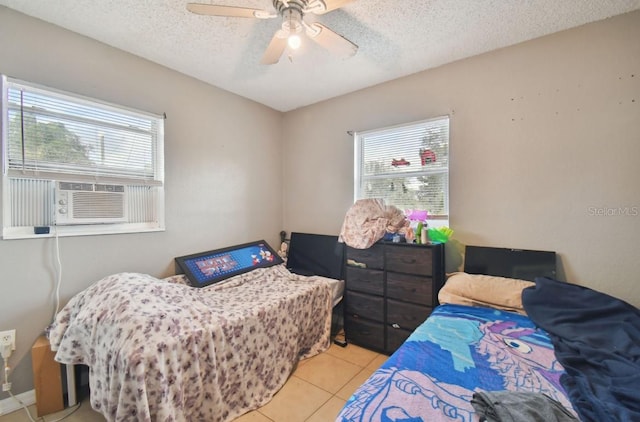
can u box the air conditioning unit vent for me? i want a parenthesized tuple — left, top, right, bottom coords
(54, 182, 128, 225)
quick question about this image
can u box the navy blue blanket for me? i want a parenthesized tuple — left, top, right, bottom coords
(522, 277, 640, 422)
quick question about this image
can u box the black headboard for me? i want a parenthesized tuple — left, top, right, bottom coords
(286, 232, 345, 280)
(464, 246, 556, 282)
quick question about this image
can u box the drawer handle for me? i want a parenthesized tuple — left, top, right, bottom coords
(391, 323, 401, 329)
(347, 259, 367, 268)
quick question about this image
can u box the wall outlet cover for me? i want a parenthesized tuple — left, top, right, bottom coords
(0, 330, 16, 351)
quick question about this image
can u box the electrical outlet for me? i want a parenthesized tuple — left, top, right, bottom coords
(0, 329, 16, 351)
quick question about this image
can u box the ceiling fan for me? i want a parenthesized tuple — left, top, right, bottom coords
(186, 0, 358, 64)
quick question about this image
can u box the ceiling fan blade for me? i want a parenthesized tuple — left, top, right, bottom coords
(186, 3, 274, 19)
(311, 0, 357, 14)
(306, 23, 357, 58)
(261, 30, 288, 65)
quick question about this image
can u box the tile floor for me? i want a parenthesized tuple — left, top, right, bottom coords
(0, 343, 386, 422)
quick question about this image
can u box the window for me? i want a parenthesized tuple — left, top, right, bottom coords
(1, 75, 165, 239)
(354, 116, 449, 226)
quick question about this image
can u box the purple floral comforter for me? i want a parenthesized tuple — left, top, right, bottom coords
(48, 266, 333, 421)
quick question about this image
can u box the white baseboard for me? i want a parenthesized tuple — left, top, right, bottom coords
(0, 389, 36, 416)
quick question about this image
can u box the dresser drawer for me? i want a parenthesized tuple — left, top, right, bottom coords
(346, 244, 384, 270)
(346, 267, 384, 295)
(345, 317, 385, 351)
(346, 291, 384, 322)
(386, 299, 432, 331)
(387, 272, 433, 304)
(385, 245, 433, 275)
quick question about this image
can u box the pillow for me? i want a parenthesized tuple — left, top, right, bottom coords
(438, 272, 535, 315)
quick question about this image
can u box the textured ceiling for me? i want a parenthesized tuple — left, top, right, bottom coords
(2, 0, 639, 111)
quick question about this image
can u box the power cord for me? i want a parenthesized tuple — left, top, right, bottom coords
(3, 332, 80, 422)
(7, 393, 38, 422)
(2, 343, 36, 421)
(53, 226, 63, 319)
(2, 342, 12, 392)
(41, 401, 81, 422)
(8, 389, 81, 422)
(2, 227, 82, 421)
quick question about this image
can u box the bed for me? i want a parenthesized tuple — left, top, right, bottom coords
(47, 237, 345, 422)
(336, 246, 640, 421)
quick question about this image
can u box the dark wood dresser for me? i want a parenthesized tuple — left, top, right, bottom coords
(344, 241, 445, 354)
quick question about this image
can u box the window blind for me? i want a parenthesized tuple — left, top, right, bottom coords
(5, 78, 163, 184)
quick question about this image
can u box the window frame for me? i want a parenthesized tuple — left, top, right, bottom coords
(353, 116, 450, 226)
(1, 75, 165, 239)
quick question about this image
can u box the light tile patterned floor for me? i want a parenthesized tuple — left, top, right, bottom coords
(0, 344, 384, 422)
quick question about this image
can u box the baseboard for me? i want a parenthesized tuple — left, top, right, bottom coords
(0, 389, 36, 416)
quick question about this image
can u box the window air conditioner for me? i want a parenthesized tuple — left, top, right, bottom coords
(54, 182, 128, 225)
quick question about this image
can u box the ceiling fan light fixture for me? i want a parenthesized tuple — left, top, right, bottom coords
(187, 0, 358, 64)
(287, 34, 302, 49)
(282, 7, 304, 50)
(282, 8, 303, 34)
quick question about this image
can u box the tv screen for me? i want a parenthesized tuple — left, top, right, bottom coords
(286, 232, 345, 280)
(464, 246, 557, 281)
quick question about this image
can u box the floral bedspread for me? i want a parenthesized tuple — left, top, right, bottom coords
(48, 266, 333, 421)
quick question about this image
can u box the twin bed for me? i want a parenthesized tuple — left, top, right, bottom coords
(48, 235, 345, 422)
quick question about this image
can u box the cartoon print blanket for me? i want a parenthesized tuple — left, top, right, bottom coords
(48, 267, 333, 422)
(336, 304, 576, 422)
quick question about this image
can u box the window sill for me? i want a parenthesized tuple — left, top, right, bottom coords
(2, 223, 165, 240)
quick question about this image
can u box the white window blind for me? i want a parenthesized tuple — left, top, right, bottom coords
(5, 77, 162, 184)
(355, 116, 449, 222)
(2, 75, 165, 239)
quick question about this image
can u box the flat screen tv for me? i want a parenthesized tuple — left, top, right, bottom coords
(286, 232, 345, 280)
(464, 245, 557, 281)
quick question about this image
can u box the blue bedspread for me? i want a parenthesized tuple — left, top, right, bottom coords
(336, 304, 574, 422)
(523, 277, 640, 422)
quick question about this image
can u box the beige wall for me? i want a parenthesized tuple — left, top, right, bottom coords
(283, 11, 640, 304)
(0, 6, 283, 397)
